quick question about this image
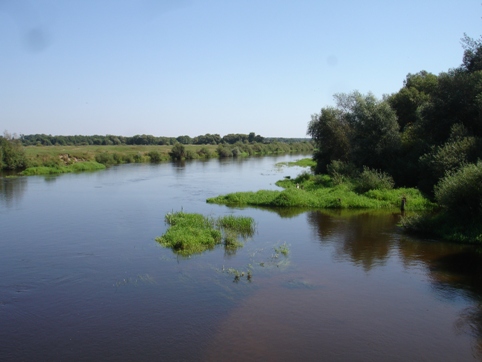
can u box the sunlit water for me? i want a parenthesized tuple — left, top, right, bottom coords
(1, 155, 482, 361)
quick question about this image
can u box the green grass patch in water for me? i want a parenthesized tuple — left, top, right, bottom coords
(20, 161, 105, 176)
(207, 174, 435, 211)
(156, 211, 256, 256)
(276, 158, 316, 168)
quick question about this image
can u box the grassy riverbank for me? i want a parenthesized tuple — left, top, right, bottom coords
(207, 165, 435, 211)
(23, 145, 209, 166)
(20, 161, 106, 175)
(15, 143, 313, 176)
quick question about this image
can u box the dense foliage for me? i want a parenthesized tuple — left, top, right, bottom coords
(0, 133, 28, 170)
(18, 132, 279, 147)
(308, 34, 482, 242)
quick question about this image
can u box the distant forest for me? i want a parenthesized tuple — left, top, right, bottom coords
(19, 132, 311, 147)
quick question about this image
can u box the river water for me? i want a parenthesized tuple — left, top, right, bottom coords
(1, 155, 481, 361)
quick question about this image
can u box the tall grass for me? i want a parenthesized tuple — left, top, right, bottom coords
(156, 211, 256, 256)
(216, 215, 255, 238)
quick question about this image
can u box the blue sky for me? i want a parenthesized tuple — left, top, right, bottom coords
(0, 0, 481, 138)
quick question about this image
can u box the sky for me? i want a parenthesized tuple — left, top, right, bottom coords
(0, 0, 481, 138)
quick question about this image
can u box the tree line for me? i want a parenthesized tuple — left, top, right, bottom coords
(18, 132, 269, 146)
(308, 33, 482, 241)
(308, 34, 482, 195)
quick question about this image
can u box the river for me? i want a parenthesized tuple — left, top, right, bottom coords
(1, 155, 481, 361)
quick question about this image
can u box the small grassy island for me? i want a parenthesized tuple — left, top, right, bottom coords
(156, 211, 256, 256)
(207, 162, 435, 211)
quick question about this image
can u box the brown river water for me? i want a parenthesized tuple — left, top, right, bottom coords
(1, 155, 481, 361)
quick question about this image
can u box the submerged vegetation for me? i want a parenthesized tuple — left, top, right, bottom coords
(156, 211, 255, 256)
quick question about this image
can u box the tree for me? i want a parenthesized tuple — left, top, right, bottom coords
(0, 131, 28, 170)
(176, 135, 192, 144)
(169, 144, 186, 160)
(307, 107, 351, 173)
(461, 33, 482, 73)
(388, 71, 438, 130)
(345, 92, 401, 171)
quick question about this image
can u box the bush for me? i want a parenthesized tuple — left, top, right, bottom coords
(327, 160, 359, 178)
(0, 136, 28, 170)
(133, 152, 143, 163)
(434, 161, 482, 218)
(355, 167, 395, 193)
(294, 170, 312, 184)
(216, 145, 233, 158)
(95, 152, 115, 165)
(169, 144, 186, 160)
(197, 147, 212, 158)
(148, 150, 162, 163)
(185, 150, 196, 160)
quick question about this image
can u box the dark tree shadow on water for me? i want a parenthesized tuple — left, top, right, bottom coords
(306, 210, 400, 271)
(0, 177, 27, 208)
(307, 208, 482, 355)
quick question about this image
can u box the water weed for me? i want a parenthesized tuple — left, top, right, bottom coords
(156, 211, 256, 256)
(274, 242, 290, 256)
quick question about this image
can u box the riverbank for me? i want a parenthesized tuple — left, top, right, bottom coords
(207, 170, 435, 211)
(20, 161, 106, 176)
(13, 143, 313, 176)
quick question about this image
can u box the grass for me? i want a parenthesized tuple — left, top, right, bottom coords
(156, 211, 256, 256)
(207, 174, 436, 211)
(24, 145, 212, 166)
(276, 158, 316, 168)
(20, 161, 106, 175)
(216, 215, 256, 237)
(15, 144, 314, 177)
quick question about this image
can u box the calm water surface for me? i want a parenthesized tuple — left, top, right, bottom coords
(1, 155, 482, 361)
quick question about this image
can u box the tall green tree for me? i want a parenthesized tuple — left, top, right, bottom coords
(345, 92, 401, 171)
(308, 92, 400, 174)
(0, 132, 28, 170)
(307, 107, 351, 173)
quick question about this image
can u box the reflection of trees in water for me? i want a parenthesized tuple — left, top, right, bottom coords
(455, 304, 482, 358)
(396, 236, 482, 357)
(249, 206, 310, 219)
(426, 249, 482, 358)
(307, 210, 400, 271)
(309, 209, 482, 354)
(0, 177, 27, 208)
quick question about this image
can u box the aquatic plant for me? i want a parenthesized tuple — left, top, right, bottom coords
(156, 211, 256, 256)
(274, 243, 289, 256)
(216, 215, 255, 237)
